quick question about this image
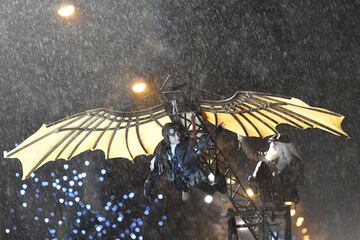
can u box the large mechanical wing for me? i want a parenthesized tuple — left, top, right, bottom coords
(5, 106, 171, 179)
(199, 91, 348, 138)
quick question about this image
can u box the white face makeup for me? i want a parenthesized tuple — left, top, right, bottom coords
(168, 132, 181, 145)
(265, 142, 279, 162)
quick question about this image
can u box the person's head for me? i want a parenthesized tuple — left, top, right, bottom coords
(265, 134, 302, 172)
(162, 122, 184, 145)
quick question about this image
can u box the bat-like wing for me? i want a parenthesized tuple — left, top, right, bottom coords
(5, 106, 171, 179)
(199, 91, 348, 138)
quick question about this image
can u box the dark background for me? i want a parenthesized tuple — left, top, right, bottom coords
(0, 0, 359, 239)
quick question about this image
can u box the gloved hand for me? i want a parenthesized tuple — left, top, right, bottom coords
(144, 178, 156, 199)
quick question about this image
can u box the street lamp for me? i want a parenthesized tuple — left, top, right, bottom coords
(57, 4, 75, 17)
(132, 82, 147, 93)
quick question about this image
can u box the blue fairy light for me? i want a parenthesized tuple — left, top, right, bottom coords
(130, 233, 136, 239)
(123, 194, 128, 200)
(95, 225, 103, 232)
(128, 192, 135, 198)
(86, 204, 91, 210)
(64, 164, 69, 170)
(22, 184, 27, 189)
(44, 218, 49, 223)
(98, 176, 104, 182)
(111, 205, 118, 212)
(63, 176, 68, 181)
(158, 193, 164, 199)
(78, 181, 83, 186)
(101, 169, 106, 175)
(20, 189, 26, 195)
(34, 216, 39, 221)
(69, 180, 75, 186)
(22, 202, 27, 207)
(158, 220, 164, 226)
(42, 181, 49, 187)
(15, 172, 20, 178)
(135, 227, 140, 233)
(162, 215, 167, 220)
(5, 229, 10, 234)
(85, 160, 90, 166)
(50, 172, 55, 177)
(72, 170, 77, 175)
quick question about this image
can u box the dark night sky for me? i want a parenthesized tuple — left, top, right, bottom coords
(0, 0, 359, 239)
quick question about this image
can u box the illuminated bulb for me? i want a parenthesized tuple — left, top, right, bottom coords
(296, 217, 304, 227)
(284, 201, 293, 206)
(226, 178, 236, 185)
(290, 209, 296, 216)
(57, 4, 75, 17)
(208, 173, 215, 182)
(204, 195, 213, 204)
(246, 188, 254, 197)
(302, 228, 308, 234)
(132, 82, 147, 93)
(303, 235, 310, 240)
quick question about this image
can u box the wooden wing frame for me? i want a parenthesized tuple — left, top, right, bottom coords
(199, 91, 348, 138)
(5, 106, 171, 179)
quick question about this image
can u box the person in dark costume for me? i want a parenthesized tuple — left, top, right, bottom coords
(144, 122, 227, 201)
(238, 134, 304, 204)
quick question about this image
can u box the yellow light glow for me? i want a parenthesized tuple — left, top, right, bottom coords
(290, 209, 296, 216)
(226, 178, 236, 185)
(57, 4, 75, 17)
(303, 235, 310, 240)
(296, 217, 304, 227)
(246, 188, 255, 197)
(132, 82, 147, 93)
(284, 201, 293, 206)
(302, 228, 308, 234)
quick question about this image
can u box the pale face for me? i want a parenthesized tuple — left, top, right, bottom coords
(265, 142, 279, 163)
(168, 132, 181, 145)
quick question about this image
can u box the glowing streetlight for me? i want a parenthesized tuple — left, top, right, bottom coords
(296, 217, 304, 227)
(246, 188, 255, 197)
(132, 82, 147, 93)
(204, 195, 213, 204)
(57, 4, 75, 17)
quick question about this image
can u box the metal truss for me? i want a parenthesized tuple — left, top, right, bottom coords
(162, 89, 290, 240)
(181, 112, 288, 240)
